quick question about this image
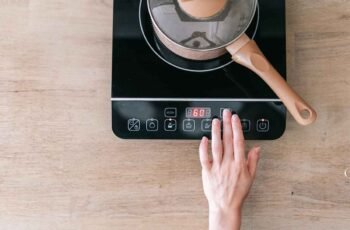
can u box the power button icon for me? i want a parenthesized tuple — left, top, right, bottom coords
(256, 119, 270, 132)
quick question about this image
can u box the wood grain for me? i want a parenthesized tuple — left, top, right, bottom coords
(0, 0, 350, 229)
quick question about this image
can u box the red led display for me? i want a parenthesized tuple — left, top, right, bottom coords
(186, 107, 211, 118)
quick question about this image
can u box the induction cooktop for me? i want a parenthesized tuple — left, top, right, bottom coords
(112, 0, 287, 140)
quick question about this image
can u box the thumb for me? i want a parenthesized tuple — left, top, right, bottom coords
(247, 147, 261, 178)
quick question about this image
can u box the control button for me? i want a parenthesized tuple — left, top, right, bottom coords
(220, 108, 236, 118)
(146, 119, 158, 132)
(256, 119, 270, 132)
(164, 119, 177, 131)
(183, 119, 195, 132)
(128, 118, 141, 132)
(241, 119, 251, 132)
(201, 119, 212, 132)
(164, 108, 177, 118)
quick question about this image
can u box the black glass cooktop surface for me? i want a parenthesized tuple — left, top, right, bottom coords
(111, 0, 287, 140)
(112, 0, 286, 99)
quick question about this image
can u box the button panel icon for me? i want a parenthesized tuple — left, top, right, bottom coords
(183, 119, 195, 132)
(164, 108, 177, 118)
(241, 119, 251, 132)
(201, 119, 212, 132)
(146, 119, 158, 132)
(164, 119, 177, 131)
(128, 118, 141, 132)
(256, 119, 270, 132)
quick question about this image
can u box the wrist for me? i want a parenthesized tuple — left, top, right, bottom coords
(209, 208, 242, 230)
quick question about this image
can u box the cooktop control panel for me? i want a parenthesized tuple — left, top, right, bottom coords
(112, 101, 286, 140)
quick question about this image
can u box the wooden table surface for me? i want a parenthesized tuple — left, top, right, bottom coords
(1, 0, 350, 229)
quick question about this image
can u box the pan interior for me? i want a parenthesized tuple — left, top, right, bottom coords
(148, 0, 257, 51)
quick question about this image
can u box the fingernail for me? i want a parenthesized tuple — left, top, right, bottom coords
(232, 114, 239, 120)
(255, 146, 261, 154)
(202, 136, 208, 142)
(224, 109, 231, 115)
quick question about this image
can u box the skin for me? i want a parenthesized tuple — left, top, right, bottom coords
(199, 109, 261, 230)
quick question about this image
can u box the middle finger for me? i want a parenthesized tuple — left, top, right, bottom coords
(211, 118, 223, 165)
(222, 109, 234, 162)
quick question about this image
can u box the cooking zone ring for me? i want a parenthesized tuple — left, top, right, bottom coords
(139, 0, 260, 72)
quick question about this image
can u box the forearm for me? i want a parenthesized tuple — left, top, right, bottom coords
(209, 209, 241, 230)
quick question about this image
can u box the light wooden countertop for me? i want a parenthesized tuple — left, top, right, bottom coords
(0, 0, 350, 229)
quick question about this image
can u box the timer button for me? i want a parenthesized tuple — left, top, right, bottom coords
(183, 119, 195, 132)
(164, 108, 177, 118)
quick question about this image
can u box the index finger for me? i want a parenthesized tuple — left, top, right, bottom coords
(232, 114, 245, 163)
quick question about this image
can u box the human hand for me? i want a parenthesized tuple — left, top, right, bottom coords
(199, 110, 261, 230)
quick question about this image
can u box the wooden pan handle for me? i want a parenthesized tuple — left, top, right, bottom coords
(227, 34, 317, 126)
